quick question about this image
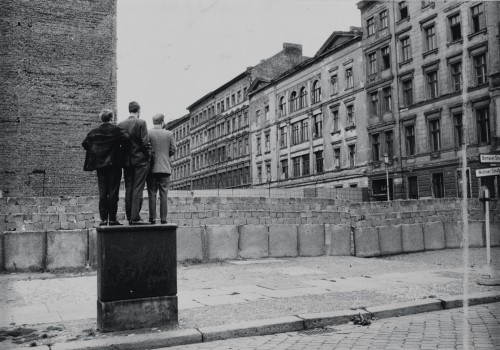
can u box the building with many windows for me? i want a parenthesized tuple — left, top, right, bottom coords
(358, 0, 500, 200)
(167, 114, 191, 190)
(248, 28, 369, 189)
(187, 43, 308, 189)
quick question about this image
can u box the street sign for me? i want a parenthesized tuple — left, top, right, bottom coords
(480, 154, 500, 163)
(476, 167, 500, 177)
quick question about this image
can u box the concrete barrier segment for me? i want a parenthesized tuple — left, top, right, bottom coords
(401, 224, 424, 253)
(177, 226, 203, 261)
(238, 225, 269, 259)
(354, 227, 380, 257)
(269, 225, 298, 257)
(378, 225, 403, 255)
(444, 221, 462, 248)
(469, 221, 485, 247)
(4, 231, 46, 271)
(423, 221, 446, 251)
(46, 229, 88, 269)
(298, 225, 325, 257)
(205, 225, 239, 261)
(325, 224, 351, 256)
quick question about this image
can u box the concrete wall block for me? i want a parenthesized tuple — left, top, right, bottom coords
(469, 221, 485, 247)
(46, 229, 88, 269)
(238, 225, 269, 259)
(444, 221, 462, 249)
(490, 223, 500, 247)
(325, 224, 351, 256)
(378, 225, 403, 256)
(206, 225, 238, 261)
(298, 225, 325, 257)
(177, 226, 203, 261)
(354, 227, 380, 258)
(88, 228, 97, 267)
(4, 231, 46, 271)
(0, 232, 4, 271)
(402, 224, 424, 253)
(423, 222, 446, 251)
(269, 225, 298, 257)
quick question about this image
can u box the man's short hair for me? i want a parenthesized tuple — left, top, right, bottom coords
(152, 113, 164, 125)
(129, 101, 140, 113)
(100, 109, 114, 122)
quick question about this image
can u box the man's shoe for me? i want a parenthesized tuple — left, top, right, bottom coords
(129, 220, 149, 225)
(98, 220, 108, 226)
(149, 219, 156, 224)
(108, 220, 123, 226)
(160, 220, 168, 224)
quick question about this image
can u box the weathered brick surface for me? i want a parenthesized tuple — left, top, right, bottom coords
(0, 1, 117, 197)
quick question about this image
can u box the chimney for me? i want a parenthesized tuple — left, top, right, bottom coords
(349, 26, 363, 33)
(283, 43, 302, 55)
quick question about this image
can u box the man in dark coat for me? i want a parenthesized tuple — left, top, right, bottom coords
(146, 114, 176, 224)
(82, 109, 129, 226)
(118, 101, 151, 225)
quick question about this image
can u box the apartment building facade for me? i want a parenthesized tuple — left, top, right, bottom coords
(187, 43, 308, 190)
(248, 29, 370, 189)
(167, 114, 191, 190)
(358, 0, 500, 200)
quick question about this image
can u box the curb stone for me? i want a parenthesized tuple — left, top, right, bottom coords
(38, 291, 500, 350)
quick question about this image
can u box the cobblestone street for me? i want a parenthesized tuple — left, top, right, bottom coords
(162, 303, 500, 350)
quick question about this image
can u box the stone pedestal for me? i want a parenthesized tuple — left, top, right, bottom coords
(97, 224, 178, 332)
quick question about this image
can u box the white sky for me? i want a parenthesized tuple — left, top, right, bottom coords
(116, 0, 361, 127)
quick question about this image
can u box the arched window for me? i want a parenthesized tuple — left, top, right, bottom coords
(290, 91, 298, 113)
(312, 80, 321, 104)
(279, 96, 287, 117)
(299, 87, 307, 109)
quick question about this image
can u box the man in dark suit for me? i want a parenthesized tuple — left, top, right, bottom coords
(147, 114, 176, 224)
(118, 101, 151, 225)
(82, 109, 129, 226)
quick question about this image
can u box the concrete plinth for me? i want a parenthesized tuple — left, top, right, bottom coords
(97, 295, 178, 332)
(97, 224, 178, 332)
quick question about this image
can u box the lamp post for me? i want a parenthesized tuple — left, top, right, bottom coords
(384, 153, 390, 201)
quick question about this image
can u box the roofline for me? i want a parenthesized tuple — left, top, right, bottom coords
(186, 71, 249, 111)
(165, 113, 190, 130)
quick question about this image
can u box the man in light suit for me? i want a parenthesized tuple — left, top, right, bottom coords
(147, 113, 176, 224)
(118, 101, 151, 225)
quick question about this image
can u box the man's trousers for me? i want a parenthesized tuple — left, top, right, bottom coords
(123, 162, 150, 222)
(96, 165, 122, 222)
(146, 173, 170, 222)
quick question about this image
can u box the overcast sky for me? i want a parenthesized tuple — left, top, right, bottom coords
(116, 0, 361, 127)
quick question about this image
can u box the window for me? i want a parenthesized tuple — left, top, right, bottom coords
(315, 151, 324, 174)
(370, 91, 379, 115)
(432, 173, 444, 198)
(279, 97, 286, 117)
(471, 3, 485, 33)
(405, 125, 415, 156)
(399, 1, 408, 20)
(233, 141, 238, 157)
(453, 113, 463, 147)
(265, 163, 271, 181)
(239, 140, 243, 156)
(226, 120, 231, 134)
(385, 130, 393, 159)
(265, 132, 270, 152)
(312, 80, 321, 104)
(293, 157, 300, 177)
(264, 105, 269, 120)
(368, 52, 377, 75)
(331, 75, 338, 94)
(332, 109, 340, 132)
(299, 87, 307, 109)
(301, 120, 309, 142)
(226, 97, 229, 109)
(400, 37, 411, 62)
(449, 13, 462, 42)
(302, 155, 310, 176)
(334, 148, 341, 169)
(256, 136, 261, 155)
(231, 94, 235, 106)
(345, 68, 353, 88)
(348, 145, 355, 167)
(256, 110, 261, 124)
(281, 159, 288, 179)
(450, 61, 462, 91)
(429, 119, 441, 151)
(476, 107, 490, 143)
(238, 115, 242, 129)
(372, 133, 380, 161)
(426, 70, 438, 99)
(380, 10, 388, 29)
(290, 91, 298, 113)
(292, 122, 300, 145)
(383, 87, 392, 113)
(408, 176, 418, 199)
(244, 138, 248, 154)
(402, 78, 413, 106)
(474, 53, 487, 85)
(220, 100, 225, 112)
(346, 105, 354, 125)
(257, 166, 262, 183)
(367, 17, 375, 36)
(424, 25, 437, 52)
(244, 112, 248, 126)
(280, 126, 287, 148)
(237, 91, 241, 103)
(313, 114, 322, 138)
(380, 47, 390, 70)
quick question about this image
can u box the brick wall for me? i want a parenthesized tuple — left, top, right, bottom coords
(0, 0, 117, 197)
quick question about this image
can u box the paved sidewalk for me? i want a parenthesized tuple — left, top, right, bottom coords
(162, 302, 500, 350)
(0, 248, 499, 349)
